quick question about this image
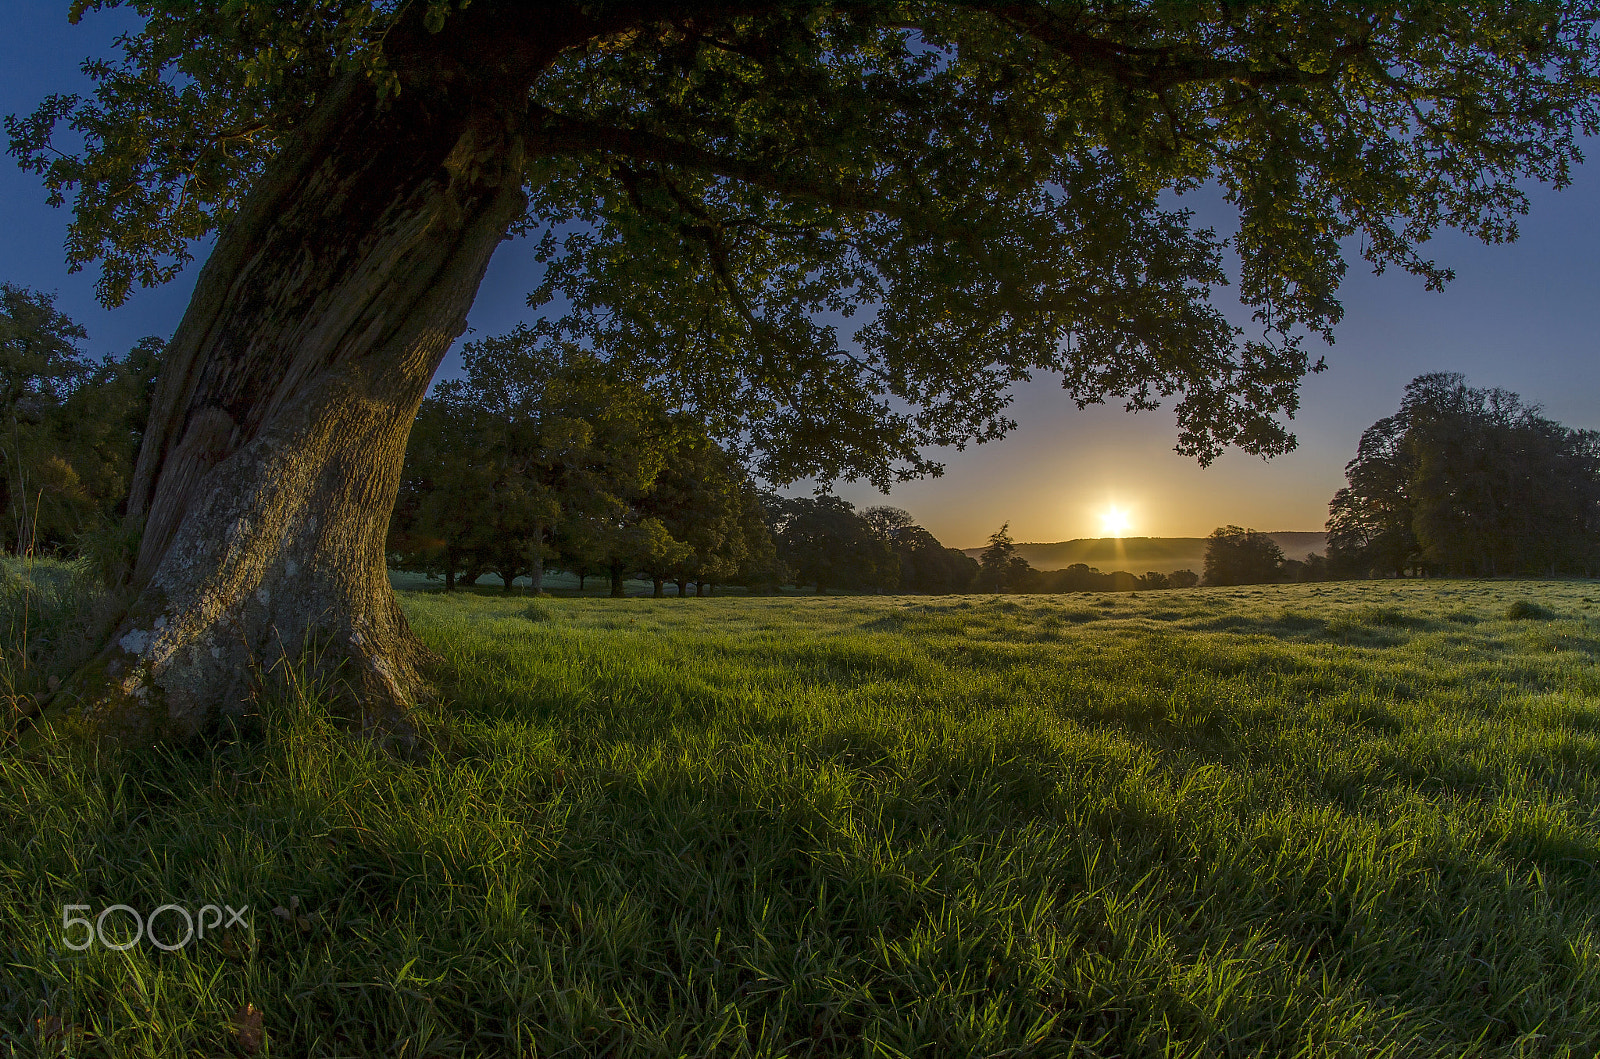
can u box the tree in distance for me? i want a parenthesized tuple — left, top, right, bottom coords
(1, 283, 93, 557)
(633, 430, 775, 597)
(1, 284, 161, 570)
(863, 506, 978, 594)
(1203, 526, 1286, 587)
(11, 1, 1600, 740)
(766, 495, 897, 595)
(388, 326, 673, 595)
(978, 523, 1036, 593)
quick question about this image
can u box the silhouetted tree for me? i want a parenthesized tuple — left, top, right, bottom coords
(1327, 412, 1422, 577)
(1204, 526, 1285, 586)
(768, 495, 895, 594)
(1327, 373, 1600, 578)
(977, 523, 1035, 593)
(862, 506, 976, 594)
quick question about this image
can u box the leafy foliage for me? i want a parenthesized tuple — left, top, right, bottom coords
(0, 284, 160, 559)
(389, 327, 676, 591)
(13, 1, 1600, 483)
(1203, 525, 1286, 586)
(1328, 373, 1600, 577)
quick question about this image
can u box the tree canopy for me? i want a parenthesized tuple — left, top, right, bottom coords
(14, 0, 1600, 486)
(1328, 373, 1600, 577)
(1203, 525, 1285, 585)
(1, 283, 160, 559)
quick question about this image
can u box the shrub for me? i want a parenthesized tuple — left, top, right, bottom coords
(0, 558, 119, 723)
(1504, 600, 1555, 621)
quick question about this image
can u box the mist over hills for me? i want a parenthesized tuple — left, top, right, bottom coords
(961, 533, 1327, 575)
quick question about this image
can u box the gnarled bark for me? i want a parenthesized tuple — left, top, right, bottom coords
(48, 22, 565, 742)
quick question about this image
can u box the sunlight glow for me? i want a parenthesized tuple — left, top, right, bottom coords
(1100, 506, 1132, 538)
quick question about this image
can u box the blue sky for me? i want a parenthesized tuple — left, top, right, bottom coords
(4, 2, 1598, 547)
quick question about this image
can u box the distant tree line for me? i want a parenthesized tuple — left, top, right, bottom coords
(384, 329, 991, 597)
(1327, 373, 1600, 578)
(0, 282, 161, 576)
(1199, 526, 1333, 586)
(971, 524, 1201, 593)
(19, 293, 1586, 597)
(760, 498, 978, 594)
(387, 326, 779, 597)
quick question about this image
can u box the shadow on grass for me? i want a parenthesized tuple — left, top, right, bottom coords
(7, 687, 1596, 1057)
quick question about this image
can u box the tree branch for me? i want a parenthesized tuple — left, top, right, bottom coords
(952, 1, 1372, 90)
(528, 108, 906, 220)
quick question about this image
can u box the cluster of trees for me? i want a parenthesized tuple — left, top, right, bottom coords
(1328, 374, 1600, 578)
(0, 283, 160, 570)
(384, 329, 999, 598)
(386, 327, 777, 598)
(1200, 526, 1330, 586)
(764, 498, 978, 595)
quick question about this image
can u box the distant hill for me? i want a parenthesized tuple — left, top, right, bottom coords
(962, 532, 1327, 575)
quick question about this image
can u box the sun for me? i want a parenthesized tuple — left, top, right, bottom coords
(1100, 506, 1132, 538)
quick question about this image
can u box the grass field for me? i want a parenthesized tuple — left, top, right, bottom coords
(3, 575, 1599, 1056)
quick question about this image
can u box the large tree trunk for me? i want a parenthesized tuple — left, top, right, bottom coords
(49, 47, 545, 743)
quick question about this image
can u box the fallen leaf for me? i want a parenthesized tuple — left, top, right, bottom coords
(233, 1003, 265, 1055)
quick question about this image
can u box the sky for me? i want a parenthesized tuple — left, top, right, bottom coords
(4, 2, 1598, 549)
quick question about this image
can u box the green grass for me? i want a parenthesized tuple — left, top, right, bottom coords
(3, 579, 1600, 1056)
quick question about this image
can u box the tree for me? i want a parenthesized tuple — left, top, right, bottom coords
(861, 506, 975, 594)
(13, 1, 1600, 737)
(768, 495, 895, 594)
(635, 428, 770, 597)
(1327, 412, 1421, 578)
(600, 516, 691, 597)
(977, 523, 1034, 593)
(1, 283, 91, 555)
(388, 328, 673, 593)
(1203, 526, 1285, 586)
(1, 286, 162, 564)
(1168, 569, 1201, 590)
(1330, 373, 1600, 578)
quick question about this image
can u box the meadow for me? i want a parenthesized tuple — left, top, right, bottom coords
(3, 571, 1599, 1057)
